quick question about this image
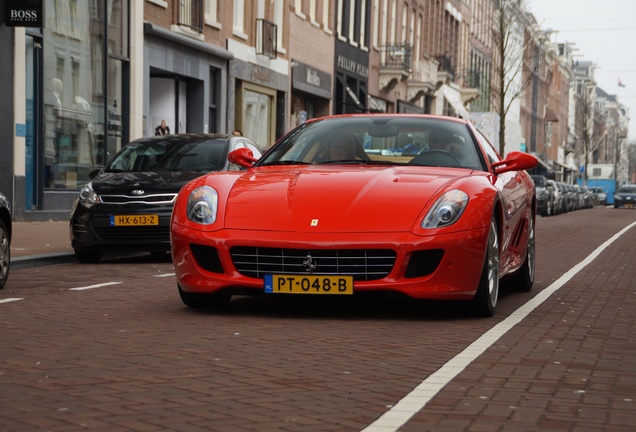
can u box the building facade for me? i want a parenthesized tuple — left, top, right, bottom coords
(1, 0, 631, 222)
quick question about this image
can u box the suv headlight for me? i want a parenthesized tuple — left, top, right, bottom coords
(422, 190, 469, 229)
(78, 182, 101, 208)
(186, 186, 218, 224)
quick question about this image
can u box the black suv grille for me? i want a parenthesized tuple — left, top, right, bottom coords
(93, 226, 169, 242)
(230, 247, 396, 281)
(99, 194, 177, 204)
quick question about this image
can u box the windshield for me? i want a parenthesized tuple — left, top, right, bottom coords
(531, 176, 547, 187)
(257, 116, 486, 170)
(105, 137, 229, 173)
(618, 185, 636, 193)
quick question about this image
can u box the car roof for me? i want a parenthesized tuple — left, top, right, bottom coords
(128, 133, 233, 145)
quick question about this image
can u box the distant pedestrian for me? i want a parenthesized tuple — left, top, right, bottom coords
(155, 120, 170, 136)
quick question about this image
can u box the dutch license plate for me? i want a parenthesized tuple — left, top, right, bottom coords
(625, 203, 634, 208)
(264, 274, 353, 295)
(110, 214, 159, 226)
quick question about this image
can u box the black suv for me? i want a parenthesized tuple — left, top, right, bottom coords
(70, 133, 263, 263)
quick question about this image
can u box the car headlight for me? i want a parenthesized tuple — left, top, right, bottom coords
(536, 190, 546, 199)
(78, 182, 101, 208)
(186, 186, 218, 224)
(422, 190, 469, 229)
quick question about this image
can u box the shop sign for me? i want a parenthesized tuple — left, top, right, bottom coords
(292, 61, 332, 99)
(3, 0, 43, 27)
(108, 110, 122, 137)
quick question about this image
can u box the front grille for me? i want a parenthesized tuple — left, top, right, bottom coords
(230, 247, 396, 281)
(99, 194, 177, 205)
(93, 225, 169, 242)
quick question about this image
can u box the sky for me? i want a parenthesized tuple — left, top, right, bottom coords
(527, 0, 636, 142)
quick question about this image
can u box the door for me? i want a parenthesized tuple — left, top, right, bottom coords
(25, 34, 43, 210)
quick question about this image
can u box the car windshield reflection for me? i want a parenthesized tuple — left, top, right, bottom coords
(257, 116, 487, 170)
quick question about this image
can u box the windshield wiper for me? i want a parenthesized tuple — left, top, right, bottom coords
(261, 160, 311, 166)
(320, 159, 369, 165)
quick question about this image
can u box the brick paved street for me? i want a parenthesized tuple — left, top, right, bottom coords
(1, 207, 635, 431)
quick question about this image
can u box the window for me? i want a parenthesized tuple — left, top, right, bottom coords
(372, 0, 379, 48)
(233, 0, 245, 36)
(205, 0, 218, 25)
(274, 0, 285, 54)
(209, 67, 219, 133)
(42, 0, 129, 189)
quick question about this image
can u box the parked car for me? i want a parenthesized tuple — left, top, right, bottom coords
(613, 184, 636, 209)
(590, 186, 607, 205)
(0, 191, 11, 289)
(70, 133, 263, 263)
(562, 183, 577, 212)
(530, 175, 555, 216)
(579, 185, 595, 208)
(170, 114, 538, 317)
(572, 184, 591, 209)
(547, 180, 566, 214)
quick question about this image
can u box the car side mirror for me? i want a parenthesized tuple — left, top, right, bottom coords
(228, 147, 259, 168)
(88, 168, 103, 180)
(491, 151, 538, 175)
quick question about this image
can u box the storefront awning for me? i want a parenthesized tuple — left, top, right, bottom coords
(144, 23, 234, 60)
(441, 85, 470, 119)
(553, 160, 578, 171)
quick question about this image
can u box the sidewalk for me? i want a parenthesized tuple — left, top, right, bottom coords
(10, 221, 76, 270)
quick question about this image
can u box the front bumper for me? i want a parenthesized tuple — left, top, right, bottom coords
(70, 203, 173, 253)
(171, 223, 489, 301)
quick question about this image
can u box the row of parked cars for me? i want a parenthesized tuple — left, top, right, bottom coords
(530, 175, 604, 217)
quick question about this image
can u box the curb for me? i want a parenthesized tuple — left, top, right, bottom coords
(12, 253, 77, 270)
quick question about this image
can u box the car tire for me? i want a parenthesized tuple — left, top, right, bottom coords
(472, 216, 500, 317)
(178, 284, 231, 309)
(74, 249, 103, 263)
(507, 216, 535, 292)
(0, 219, 10, 289)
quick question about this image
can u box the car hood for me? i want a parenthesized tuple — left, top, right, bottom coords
(223, 166, 476, 232)
(92, 170, 205, 194)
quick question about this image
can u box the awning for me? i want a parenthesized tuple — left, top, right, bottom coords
(441, 85, 470, 119)
(552, 160, 578, 171)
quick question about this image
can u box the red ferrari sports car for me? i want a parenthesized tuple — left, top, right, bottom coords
(170, 115, 537, 316)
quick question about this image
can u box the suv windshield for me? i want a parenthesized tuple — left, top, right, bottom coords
(105, 137, 228, 172)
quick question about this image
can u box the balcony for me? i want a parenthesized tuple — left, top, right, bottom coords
(378, 44, 412, 91)
(435, 54, 455, 83)
(256, 19, 277, 59)
(178, 0, 203, 33)
(406, 58, 442, 102)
